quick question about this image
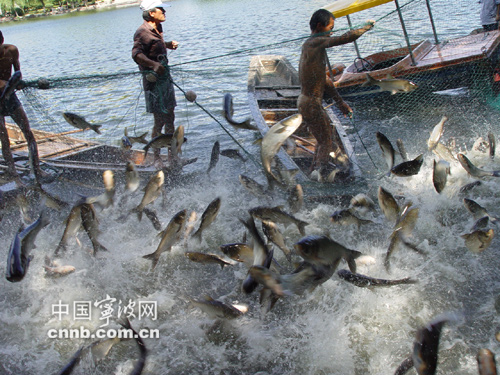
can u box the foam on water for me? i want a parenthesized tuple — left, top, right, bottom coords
(1, 141, 500, 374)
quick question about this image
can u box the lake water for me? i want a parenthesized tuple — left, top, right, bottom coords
(1, 0, 500, 374)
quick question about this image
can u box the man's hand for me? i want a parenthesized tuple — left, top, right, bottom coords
(362, 19, 376, 31)
(153, 62, 166, 76)
(167, 40, 179, 50)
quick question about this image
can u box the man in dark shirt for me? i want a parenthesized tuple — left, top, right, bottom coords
(132, 0, 179, 167)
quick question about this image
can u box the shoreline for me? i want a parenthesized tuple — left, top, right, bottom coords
(0, 0, 139, 23)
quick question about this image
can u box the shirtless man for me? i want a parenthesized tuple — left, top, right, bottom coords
(0, 30, 46, 186)
(298, 9, 374, 175)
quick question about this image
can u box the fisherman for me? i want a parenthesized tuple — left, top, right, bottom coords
(298, 9, 374, 177)
(132, 0, 179, 168)
(0, 30, 49, 186)
(480, 0, 500, 31)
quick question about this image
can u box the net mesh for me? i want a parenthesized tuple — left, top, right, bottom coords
(13, 0, 500, 173)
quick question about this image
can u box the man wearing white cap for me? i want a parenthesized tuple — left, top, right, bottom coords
(132, 0, 178, 167)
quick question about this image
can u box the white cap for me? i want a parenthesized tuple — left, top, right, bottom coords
(140, 0, 171, 11)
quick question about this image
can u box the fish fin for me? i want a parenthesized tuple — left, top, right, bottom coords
(91, 125, 102, 135)
(139, 132, 149, 144)
(346, 250, 362, 273)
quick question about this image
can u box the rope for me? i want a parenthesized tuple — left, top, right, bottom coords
(170, 80, 261, 169)
(348, 114, 380, 171)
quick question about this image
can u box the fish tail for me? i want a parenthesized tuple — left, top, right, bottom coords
(191, 228, 203, 242)
(492, 170, 500, 177)
(401, 277, 418, 285)
(142, 252, 160, 269)
(143, 145, 150, 160)
(131, 206, 143, 221)
(297, 220, 308, 236)
(362, 73, 376, 87)
(139, 132, 149, 144)
(91, 124, 102, 135)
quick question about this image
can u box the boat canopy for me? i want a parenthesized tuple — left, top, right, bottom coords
(324, 0, 392, 18)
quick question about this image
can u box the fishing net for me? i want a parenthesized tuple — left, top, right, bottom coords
(13, 0, 499, 175)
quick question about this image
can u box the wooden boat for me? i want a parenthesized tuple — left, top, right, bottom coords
(323, 0, 500, 99)
(0, 123, 195, 186)
(247, 55, 361, 183)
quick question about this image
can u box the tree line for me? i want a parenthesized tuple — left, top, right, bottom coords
(0, 0, 97, 19)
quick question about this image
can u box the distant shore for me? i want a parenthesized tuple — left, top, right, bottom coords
(0, 0, 139, 23)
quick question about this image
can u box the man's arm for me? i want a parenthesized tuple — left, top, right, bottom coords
(165, 41, 178, 50)
(133, 52, 165, 75)
(11, 46, 21, 78)
(323, 20, 375, 48)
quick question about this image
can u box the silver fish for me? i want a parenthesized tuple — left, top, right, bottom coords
(220, 149, 247, 162)
(412, 313, 458, 375)
(6, 210, 50, 282)
(432, 160, 450, 194)
(63, 112, 102, 134)
(477, 348, 497, 375)
(457, 153, 500, 178)
(463, 198, 498, 222)
(124, 127, 148, 144)
(384, 204, 420, 272)
(261, 113, 302, 182)
(461, 228, 494, 253)
(432, 142, 456, 162)
(54, 204, 83, 256)
(84, 170, 115, 209)
(185, 252, 232, 269)
(249, 265, 286, 296)
(458, 180, 482, 195)
(143, 207, 162, 231)
(330, 208, 373, 229)
(223, 93, 257, 130)
(143, 134, 175, 158)
(125, 161, 140, 193)
(192, 197, 221, 242)
(377, 186, 400, 223)
(171, 125, 185, 159)
(118, 318, 147, 375)
(391, 154, 424, 177)
(396, 138, 409, 161)
(294, 235, 362, 272)
(287, 184, 303, 214)
(190, 295, 245, 319)
(249, 205, 308, 236)
(143, 209, 187, 269)
(427, 116, 448, 151)
(376, 131, 395, 174)
(80, 203, 108, 255)
(337, 269, 417, 288)
(239, 174, 267, 198)
(182, 211, 197, 248)
(239, 216, 273, 294)
(133, 170, 164, 221)
(262, 220, 292, 262)
(363, 73, 418, 94)
(219, 243, 254, 266)
(489, 132, 496, 160)
(207, 141, 220, 175)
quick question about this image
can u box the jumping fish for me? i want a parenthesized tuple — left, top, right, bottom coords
(80, 203, 108, 254)
(287, 184, 303, 214)
(457, 153, 500, 178)
(427, 116, 448, 152)
(143, 134, 175, 159)
(190, 295, 246, 319)
(191, 197, 221, 242)
(330, 208, 374, 229)
(261, 220, 292, 262)
(143, 209, 187, 269)
(261, 113, 302, 182)
(171, 125, 185, 159)
(63, 112, 102, 134)
(220, 149, 247, 162)
(223, 93, 257, 130)
(397, 138, 409, 161)
(124, 127, 148, 144)
(363, 73, 418, 95)
(239, 174, 268, 198)
(207, 141, 220, 175)
(337, 269, 417, 288)
(391, 154, 424, 177)
(376, 131, 395, 174)
(377, 186, 400, 223)
(477, 348, 497, 375)
(6, 210, 49, 282)
(185, 252, 232, 269)
(249, 205, 308, 236)
(461, 228, 494, 253)
(432, 160, 450, 194)
(133, 170, 164, 221)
